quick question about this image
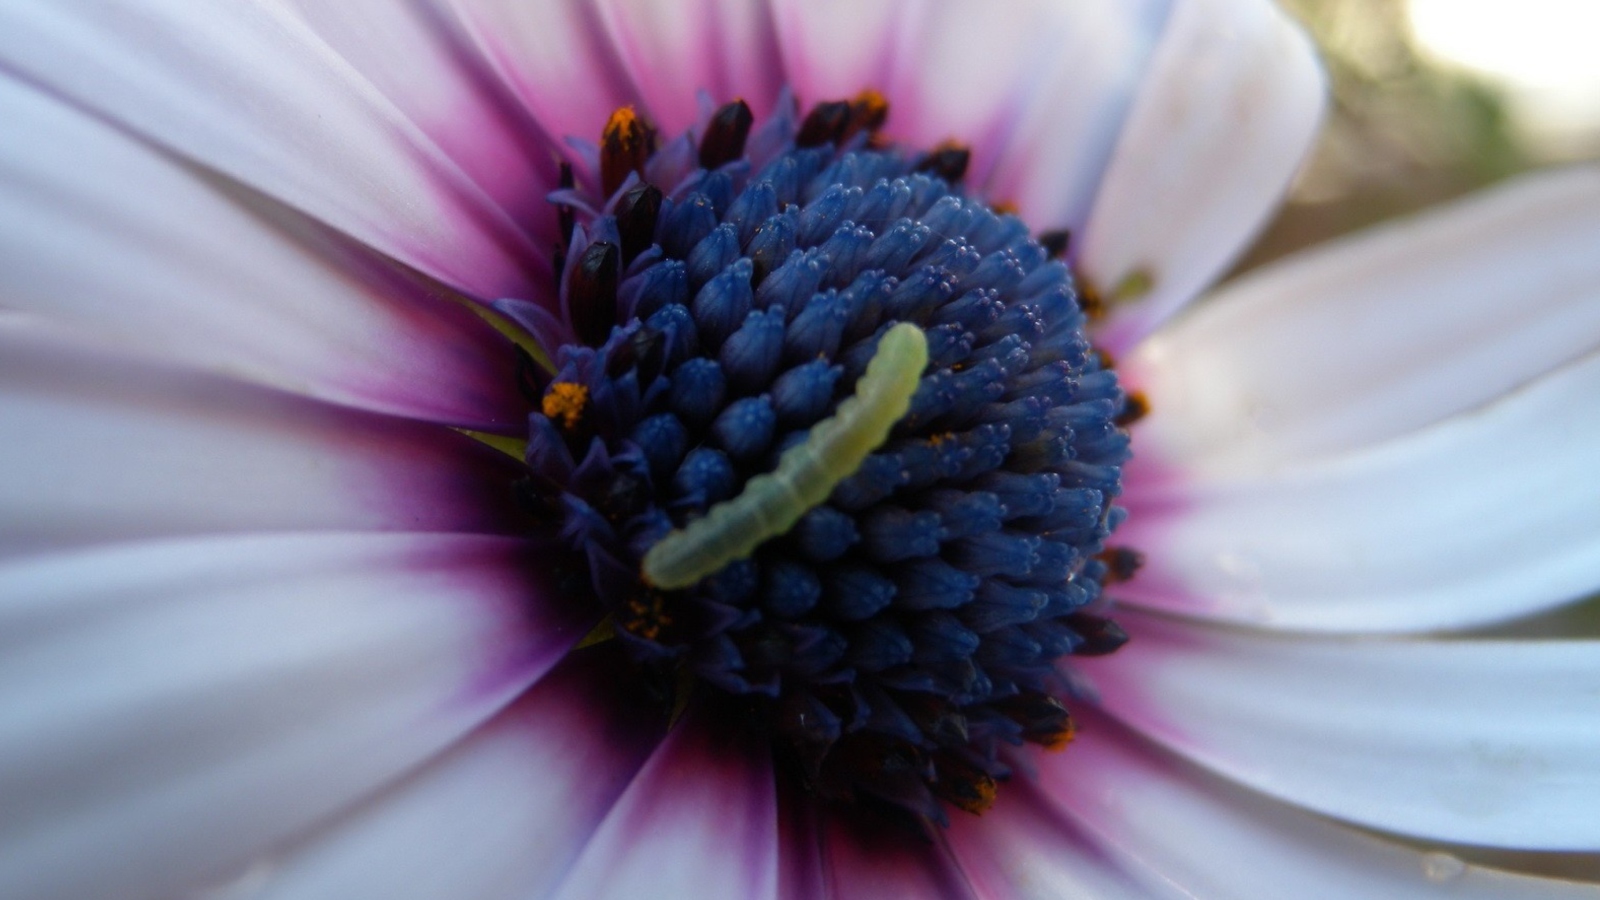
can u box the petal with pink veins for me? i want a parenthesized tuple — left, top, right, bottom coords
(0, 75, 526, 428)
(1127, 166, 1600, 473)
(282, 0, 565, 255)
(546, 702, 779, 900)
(243, 650, 663, 900)
(1081, 0, 1325, 354)
(946, 775, 1145, 900)
(771, 0, 1167, 229)
(0, 318, 526, 559)
(439, 0, 641, 176)
(1119, 348, 1600, 632)
(816, 805, 977, 900)
(1082, 611, 1600, 851)
(0, 532, 589, 900)
(590, 0, 786, 134)
(0, 1, 545, 300)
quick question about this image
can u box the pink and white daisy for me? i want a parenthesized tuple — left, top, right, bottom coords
(2, 1, 1598, 898)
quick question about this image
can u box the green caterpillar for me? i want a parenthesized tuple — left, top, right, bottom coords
(642, 321, 929, 589)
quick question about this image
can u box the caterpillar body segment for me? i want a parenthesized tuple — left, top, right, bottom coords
(642, 322, 929, 589)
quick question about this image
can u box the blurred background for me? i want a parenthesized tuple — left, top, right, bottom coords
(1238, 0, 1600, 272)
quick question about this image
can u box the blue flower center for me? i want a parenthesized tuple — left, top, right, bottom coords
(505, 94, 1137, 827)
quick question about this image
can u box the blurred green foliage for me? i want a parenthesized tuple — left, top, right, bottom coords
(1237, 0, 1538, 271)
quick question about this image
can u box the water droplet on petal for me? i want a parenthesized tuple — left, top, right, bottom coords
(1422, 851, 1466, 883)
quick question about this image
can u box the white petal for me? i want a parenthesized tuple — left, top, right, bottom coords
(547, 703, 779, 900)
(0, 1, 545, 300)
(0, 76, 525, 427)
(439, 0, 640, 165)
(1081, 0, 1325, 353)
(591, 0, 786, 134)
(771, 0, 1166, 231)
(1083, 611, 1600, 851)
(965, 716, 1600, 898)
(1119, 348, 1600, 632)
(978, 1, 1168, 231)
(1130, 167, 1600, 473)
(247, 654, 662, 900)
(0, 532, 589, 900)
(767, 0, 911, 111)
(282, 0, 563, 247)
(0, 319, 523, 559)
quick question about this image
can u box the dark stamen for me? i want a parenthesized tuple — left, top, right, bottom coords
(915, 142, 971, 184)
(557, 162, 577, 245)
(1065, 613, 1129, 656)
(931, 754, 998, 815)
(796, 100, 853, 148)
(569, 241, 620, 347)
(1078, 278, 1107, 321)
(1114, 391, 1149, 427)
(848, 90, 890, 137)
(1038, 229, 1071, 259)
(615, 182, 663, 265)
(601, 106, 655, 199)
(996, 693, 1075, 750)
(1099, 547, 1145, 583)
(699, 99, 755, 169)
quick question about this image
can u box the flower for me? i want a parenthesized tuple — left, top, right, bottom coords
(2, 1, 1598, 898)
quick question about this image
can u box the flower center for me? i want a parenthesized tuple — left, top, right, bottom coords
(503, 93, 1137, 828)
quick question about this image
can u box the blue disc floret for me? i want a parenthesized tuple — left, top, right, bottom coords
(502, 91, 1136, 827)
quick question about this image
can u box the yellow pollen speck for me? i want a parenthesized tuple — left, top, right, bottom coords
(542, 382, 588, 430)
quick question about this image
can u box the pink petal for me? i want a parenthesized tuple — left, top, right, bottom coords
(0, 318, 525, 559)
(816, 804, 977, 900)
(0, 74, 525, 428)
(241, 651, 663, 900)
(546, 702, 779, 900)
(1127, 166, 1600, 473)
(1081, 0, 1325, 354)
(0, 1, 546, 301)
(1083, 611, 1600, 850)
(946, 769, 1171, 900)
(591, 0, 786, 133)
(0, 532, 588, 900)
(1120, 349, 1600, 632)
(439, 0, 640, 170)
(771, 0, 1167, 228)
(283, 0, 564, 255)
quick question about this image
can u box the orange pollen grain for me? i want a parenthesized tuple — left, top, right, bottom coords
(850, 89, 890, 131)
(603, 106, 645, 146)
(623, 594, 671, 641)
(542, 382, 589, 430)
(950, 773, 998, 815)
(1039, 717, 1078, 752)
